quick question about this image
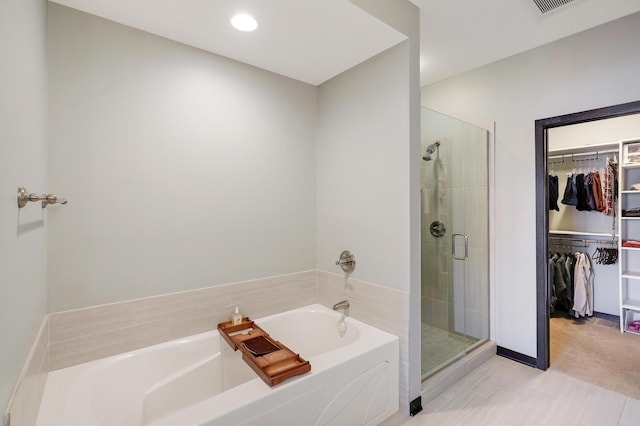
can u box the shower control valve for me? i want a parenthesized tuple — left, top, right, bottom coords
(335, 250, 356, 273)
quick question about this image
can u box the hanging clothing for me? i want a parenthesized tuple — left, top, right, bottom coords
(603, 157, 618, 216)
(549, 251, 576, 312)
(575, 173, 591, 211)
(553, 253, 570, 310)
(561, 174, 578, 206)
(591, 171, 603, 211)
(549, 174, 560, 211)
(572, 252, 594, 318)
(549, 256, 557, 313)
(563, 253, 576, 315)
(584, 173, 597, 211)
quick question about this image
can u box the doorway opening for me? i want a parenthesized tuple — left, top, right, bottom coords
(535, 100, 640, 371)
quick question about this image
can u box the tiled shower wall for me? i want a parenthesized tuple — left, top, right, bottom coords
(420, 108, 489, 341)
(6, 270, 409, 423)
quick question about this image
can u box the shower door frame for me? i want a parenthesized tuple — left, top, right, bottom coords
(420, 108, 491, 379)
(534, 100, 640, 370)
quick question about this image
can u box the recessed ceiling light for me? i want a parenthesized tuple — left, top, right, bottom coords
(231, 14, 258, 32)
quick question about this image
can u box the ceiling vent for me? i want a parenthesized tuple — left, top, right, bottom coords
(532, 0, 577, 14)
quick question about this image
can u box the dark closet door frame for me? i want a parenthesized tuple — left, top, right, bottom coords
(535, 100, 640, 370)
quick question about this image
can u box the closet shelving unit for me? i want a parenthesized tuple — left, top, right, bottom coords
(618, 137, 640, 334)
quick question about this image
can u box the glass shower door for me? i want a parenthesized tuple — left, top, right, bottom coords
(420, 108, 489, 379)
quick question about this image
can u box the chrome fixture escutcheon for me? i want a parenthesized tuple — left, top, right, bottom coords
(429, 221, 446, 238)
(335, 250, 356, 273)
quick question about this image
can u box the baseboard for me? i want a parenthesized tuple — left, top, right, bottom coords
(496, 346, 537, 368)
(593, 311, 620, 322)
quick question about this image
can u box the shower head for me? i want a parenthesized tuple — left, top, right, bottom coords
(422, 141, 441, 161)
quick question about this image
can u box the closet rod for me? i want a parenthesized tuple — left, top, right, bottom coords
(549, 237, 617, 245)
(548, 148, 618, 162)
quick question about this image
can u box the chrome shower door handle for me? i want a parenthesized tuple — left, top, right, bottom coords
(452, 233, 468, 260)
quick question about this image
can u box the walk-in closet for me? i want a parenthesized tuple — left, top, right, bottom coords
(546, 113, 640, 398)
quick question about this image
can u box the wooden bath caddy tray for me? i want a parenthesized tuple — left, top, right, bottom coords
(217, 317, 311, 386)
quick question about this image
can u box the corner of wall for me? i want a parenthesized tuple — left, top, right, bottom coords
(4, 316, 49, 426)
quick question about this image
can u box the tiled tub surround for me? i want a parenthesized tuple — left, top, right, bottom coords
(36, 304, 399, 425)
(316, 271, 411, 413)
(48, 271, 317, 370)
(6, 270, 410, 424)
(4, 319, 49, 426)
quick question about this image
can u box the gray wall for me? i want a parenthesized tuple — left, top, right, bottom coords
(316, 42, 412, 291)
(0, 0, 48, 411)
(47, 4, 317, 311)
(422, 12, 640, 357)
(3, 0, 418, 414)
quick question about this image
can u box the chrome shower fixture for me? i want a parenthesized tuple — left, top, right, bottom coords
(422, 141, 441, 161)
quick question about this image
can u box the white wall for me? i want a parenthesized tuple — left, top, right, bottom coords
(422, 12, 640, 357)
(0, 0, 48, 412)
(319, 0, 420, 408)
(549, 114, 640, 150)
(47, 4, 317, 312)
(316, 42, 411, 291)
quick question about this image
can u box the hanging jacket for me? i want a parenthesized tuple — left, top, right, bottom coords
(584, 173, 597, 210)
(575, 174, 591, 211)
(591, 171, 603, 212)
(573, 252, 593, 318)
(561, 174, 578, 206)
(563, 253, 575, 314)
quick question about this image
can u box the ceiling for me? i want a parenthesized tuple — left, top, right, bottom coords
(51, 0, 640, 87)
(412, 0, 640, 85)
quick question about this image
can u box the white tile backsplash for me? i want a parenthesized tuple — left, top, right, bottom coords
(48, 270, 316, 370)
(5, 317, 49, 426)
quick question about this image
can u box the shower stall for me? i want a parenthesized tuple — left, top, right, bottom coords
(420, 107, 490, 379)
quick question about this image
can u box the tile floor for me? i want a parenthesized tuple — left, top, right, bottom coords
(384, 355, 640, 426)
(421, 322, 479, 378)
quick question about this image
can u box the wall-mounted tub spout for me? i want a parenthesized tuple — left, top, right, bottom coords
(333, 300, 350, 312)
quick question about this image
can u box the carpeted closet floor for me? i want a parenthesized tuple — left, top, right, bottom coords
(550, 312, 640, 399)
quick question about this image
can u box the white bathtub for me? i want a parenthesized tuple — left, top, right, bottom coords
(36, 304, 399, 425)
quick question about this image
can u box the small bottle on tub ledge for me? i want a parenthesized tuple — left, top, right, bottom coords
(232, 306, 242, 325)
